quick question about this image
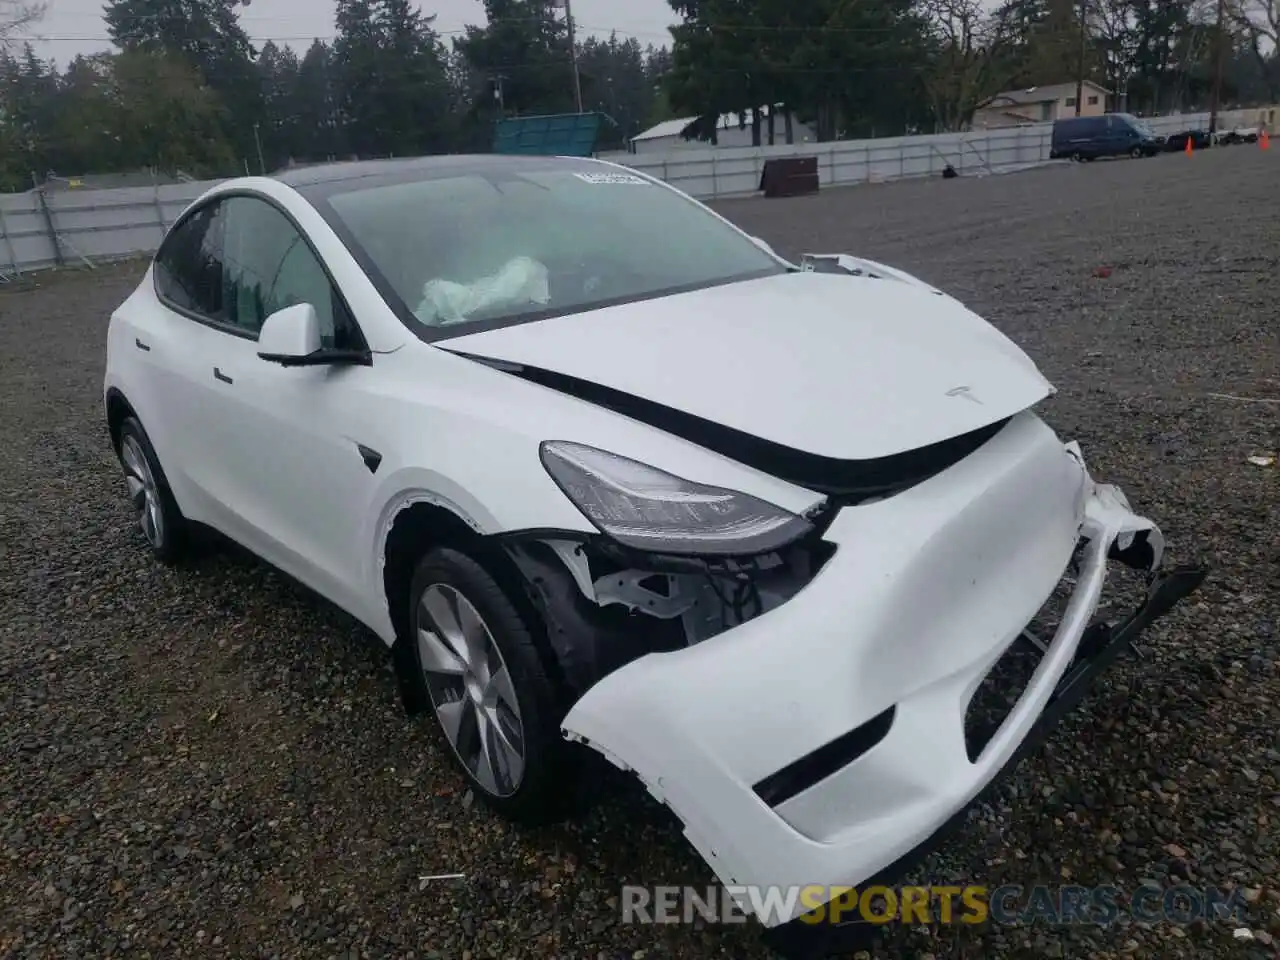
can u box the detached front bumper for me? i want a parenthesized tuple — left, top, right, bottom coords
(760, 559, 1205, 957)
(559, 413, 1205, 955)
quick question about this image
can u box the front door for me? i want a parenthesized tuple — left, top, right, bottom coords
(199, 194, 384, 620)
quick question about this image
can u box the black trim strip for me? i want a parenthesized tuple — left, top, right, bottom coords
(459, 357, 1011, 501)
(356, 444, 382, 474)
(753, 706, 897, 808)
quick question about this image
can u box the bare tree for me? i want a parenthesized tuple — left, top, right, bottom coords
(1, 0, 46, 47)
(1088, 0, 1138, 109)
(1225, 0, 1279, 98)
(921, 0, 1019, 131)
(1226, 0, 1278, 43)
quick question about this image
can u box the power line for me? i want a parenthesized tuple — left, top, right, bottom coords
(23, 13, 610, 43)
(24, 20, 944, 44)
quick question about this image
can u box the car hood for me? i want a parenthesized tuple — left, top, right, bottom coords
(435, 271, 1053, 461)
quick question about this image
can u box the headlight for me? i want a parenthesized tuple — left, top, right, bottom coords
(539, 441, 813, 556)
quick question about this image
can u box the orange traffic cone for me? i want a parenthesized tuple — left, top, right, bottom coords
(1261, 129, 1270, 150)
(1185, 134, 1194, 155)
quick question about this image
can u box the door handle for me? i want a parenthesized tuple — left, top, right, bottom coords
(213, 367, 233, 385)
(135, 338, 151, 352)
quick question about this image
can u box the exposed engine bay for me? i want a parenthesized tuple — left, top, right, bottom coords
(504, 532, 836, 698)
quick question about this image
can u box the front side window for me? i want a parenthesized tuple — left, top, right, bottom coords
(154, 201, 226, 319)
(219, 196, 359, 348)
(318, 166, 786, 338)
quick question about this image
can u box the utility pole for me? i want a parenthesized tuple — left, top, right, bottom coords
(563, 0, 584, 113)
(253, 123, 266, 176)
(492, 75, 506, 116)
(1075, 0, 1088, 116)
(1207, 0, 1227, 136)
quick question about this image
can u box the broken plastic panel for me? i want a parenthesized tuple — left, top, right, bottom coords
(799, 252, 948, 298)
(504, 531, 832, 698)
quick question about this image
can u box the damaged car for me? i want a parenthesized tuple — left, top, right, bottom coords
(103, 154, 1205, 957)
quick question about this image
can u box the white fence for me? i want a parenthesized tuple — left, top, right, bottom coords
(0, 110, 1222, 277)
(622, 110, 1216, 199)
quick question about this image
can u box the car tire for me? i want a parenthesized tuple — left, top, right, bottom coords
(117, 416, 188, 564)
(400, 546, 579, 825)
(1130, 146, 1143, 158)
(1071, 151, 1084, 162)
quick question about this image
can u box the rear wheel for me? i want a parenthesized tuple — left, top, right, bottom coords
(399, 546, 579, 824)
(118, 417, 188, 564)
(1072, 151, 1085, 162)
(1130, 145, 1143, 158)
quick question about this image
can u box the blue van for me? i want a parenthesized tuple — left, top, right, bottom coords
(1049, 113, 1163, 161)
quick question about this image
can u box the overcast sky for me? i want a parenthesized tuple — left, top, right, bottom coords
(25, 0, 680, 65)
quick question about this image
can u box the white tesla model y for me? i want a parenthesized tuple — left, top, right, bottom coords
(103, 155, 1204, 955)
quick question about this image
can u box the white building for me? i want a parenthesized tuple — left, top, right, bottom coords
(629, 106, 817, 154)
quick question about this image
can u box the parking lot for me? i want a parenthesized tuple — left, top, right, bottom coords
(1, 145, 1277, 959)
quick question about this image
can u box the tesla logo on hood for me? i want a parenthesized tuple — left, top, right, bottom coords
(946, 385, 983, 404)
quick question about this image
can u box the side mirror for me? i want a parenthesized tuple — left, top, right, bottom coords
(257, 303, 370, 367)
(258, 303, 321, 361)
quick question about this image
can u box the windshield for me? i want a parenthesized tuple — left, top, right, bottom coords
(1116, 113, 1154, 136)
(319, 167, 786, 337)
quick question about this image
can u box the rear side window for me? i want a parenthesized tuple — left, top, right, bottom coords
(154, 201, 226, 320)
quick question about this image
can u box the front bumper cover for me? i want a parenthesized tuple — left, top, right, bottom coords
(558, 413, 1206, 957)
(760, 559, 1206, 958)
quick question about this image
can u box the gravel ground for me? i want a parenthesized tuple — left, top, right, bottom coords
(2, 145, 1278, 960)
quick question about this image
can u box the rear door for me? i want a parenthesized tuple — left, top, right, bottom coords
(144, 198, 245, 523)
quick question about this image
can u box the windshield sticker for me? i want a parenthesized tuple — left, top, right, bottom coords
(573, 172, 651, 185)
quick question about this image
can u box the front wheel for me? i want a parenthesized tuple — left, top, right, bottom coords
(1130, 145, 1144, 158)
(399, 546, 579, 824)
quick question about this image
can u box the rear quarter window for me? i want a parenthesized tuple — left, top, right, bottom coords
(154, 202, 227, 321)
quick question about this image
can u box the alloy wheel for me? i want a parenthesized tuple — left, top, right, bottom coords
(417, 583, 526, 798)
(121, 434, 164, 548)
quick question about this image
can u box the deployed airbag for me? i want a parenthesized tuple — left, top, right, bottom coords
(415, 256, 551, 325)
